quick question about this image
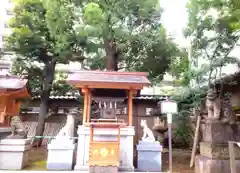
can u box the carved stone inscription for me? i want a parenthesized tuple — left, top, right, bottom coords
(200, 142, 240, 159)
(202, 122, 239, 143)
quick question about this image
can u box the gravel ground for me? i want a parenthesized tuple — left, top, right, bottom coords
(23, 147, 194, 173)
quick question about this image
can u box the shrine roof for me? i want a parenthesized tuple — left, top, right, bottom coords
(67, 70, 151, 89)
(0, 74, 28, 89)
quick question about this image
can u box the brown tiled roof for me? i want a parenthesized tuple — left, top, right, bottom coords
(67, 71, 150, 87)
(0, 74, 28, 89)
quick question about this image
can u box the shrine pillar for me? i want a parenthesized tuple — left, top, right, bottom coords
(128, 90, 133, 126)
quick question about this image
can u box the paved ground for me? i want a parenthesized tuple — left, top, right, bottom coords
(1, 171, 172, 173)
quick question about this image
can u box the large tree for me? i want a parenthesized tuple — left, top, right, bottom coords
(6, 0, 180, 145)
(173, 0, 240, 113)
(184, 0, 240, 91)
(6, 0, 84, 145)
(67, 0, 179, 81)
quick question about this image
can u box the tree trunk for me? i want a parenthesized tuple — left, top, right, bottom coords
(34, 60, 56, 147)
(104, 39, 119, 71)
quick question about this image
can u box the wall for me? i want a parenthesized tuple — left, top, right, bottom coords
(22, 114, 66, 146)
(21, 100, 158, 146)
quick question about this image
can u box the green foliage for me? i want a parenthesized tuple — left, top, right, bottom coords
(71, 0, 179, 81)
(173, 111, 194, 148)
(173, 0, 240, 115)
(184, 0, 240, 88)
(6, 0, 84, 94)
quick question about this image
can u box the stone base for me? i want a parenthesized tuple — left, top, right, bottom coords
(73, 165, 134, 172)
(195, 155, 240, 173)
(89, 166, 118, 173)
(202, 122, 240, 143)
(0, 127, 11, 140)
(200, 142, 240, 159)
(0, 139, 31, 170)
(47, 139, 76, 170)
(136, 141, 162, 172)
(74, 126, 135, 171)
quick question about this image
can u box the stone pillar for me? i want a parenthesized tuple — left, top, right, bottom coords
(195, 122, 240, 173)
(0, 139, 31, 170)
(47, 110, 77, 170)
(47, 138, 76, 170)
(74, 125, 135, 171)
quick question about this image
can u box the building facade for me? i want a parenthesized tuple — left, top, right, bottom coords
(0, 0, 13, 49)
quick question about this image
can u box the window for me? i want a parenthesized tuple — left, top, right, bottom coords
(6, 9, 13, 15)
(2, 36, 6, 42)
(4, 23, 8, 28)
(145, 108, 153, 116)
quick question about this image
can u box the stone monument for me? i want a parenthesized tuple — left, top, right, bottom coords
(0, 115, 31, 170)
(47, 108, 79, 170)
(195, 89, 240, 173)
(136, 119, 163, 172)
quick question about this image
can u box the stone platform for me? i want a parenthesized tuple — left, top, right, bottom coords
(136, 141, 162, 172)
(47, 138, 76, 170)
(195, 155, 240, 173)
(200, 142, 240, 159)
(196, 122, 240, 173)
(0, 139, 32, 170)
(0, 127, 11, 140)
(0, 171, 171, 173)
(74, 125, 135, 171)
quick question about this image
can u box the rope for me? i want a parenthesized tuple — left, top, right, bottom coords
(28, 136, 78, 139)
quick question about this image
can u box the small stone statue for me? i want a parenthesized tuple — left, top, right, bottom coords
(7, 116, 27, 139)
(140, 119, 155, 142)
(205, 88, 236, 124)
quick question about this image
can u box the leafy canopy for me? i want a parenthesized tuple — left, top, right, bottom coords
(184, 0, 240, 88)
(6, 0, 86, 94)
(71, 0, 180, 81)
(173, 0, 240, 112)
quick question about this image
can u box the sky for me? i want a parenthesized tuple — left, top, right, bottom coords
(160, 0, 239, 81)
(160, 0, 190, 48)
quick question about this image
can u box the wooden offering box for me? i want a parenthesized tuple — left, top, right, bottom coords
(88, 122, 123, 167)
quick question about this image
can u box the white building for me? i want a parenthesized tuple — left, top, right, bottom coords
(0, 0, 13, 49)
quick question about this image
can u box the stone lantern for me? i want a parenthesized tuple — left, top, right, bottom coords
(151, 101, 168, 146)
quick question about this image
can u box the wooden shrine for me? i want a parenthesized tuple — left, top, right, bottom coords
(0, 74, 30, 126)
(67, 70, 150, 171)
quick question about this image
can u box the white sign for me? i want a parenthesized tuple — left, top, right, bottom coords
(161, 100, 178, 114)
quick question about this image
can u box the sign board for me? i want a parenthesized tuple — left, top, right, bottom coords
(161, 100, 178, 114)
